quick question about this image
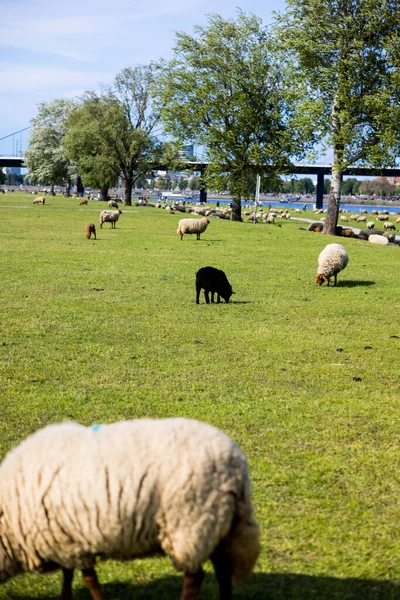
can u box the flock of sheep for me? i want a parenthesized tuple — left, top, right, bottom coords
(15, 193, 395, 598)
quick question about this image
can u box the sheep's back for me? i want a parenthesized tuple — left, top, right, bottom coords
(0, 419, 248, 572)
(317, 243, 349, 276)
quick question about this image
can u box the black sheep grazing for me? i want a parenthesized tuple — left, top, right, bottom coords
(196, 266, 234, 304)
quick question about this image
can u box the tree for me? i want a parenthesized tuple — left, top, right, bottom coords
(0, 170, 5, 185)
(64, 97, 120, 200)
(157, 12, 314, 221)
(342, 178, 361, 196)
(64, 66, 163, 205)
(275, 0, 400, 234)
(25, 99, 78, 195)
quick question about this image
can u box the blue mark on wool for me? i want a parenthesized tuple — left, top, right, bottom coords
(91, 424, 102, 432)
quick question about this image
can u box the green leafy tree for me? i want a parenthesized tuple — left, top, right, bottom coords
(64, 97, 120, 201)
(342, 178, 361, 196)
(275, 0, 400, 234)
(156, 12, 314, 221)
(65, 66, 163, 206)
(0, 170, 6, 185)
(25, 99, 78, 195)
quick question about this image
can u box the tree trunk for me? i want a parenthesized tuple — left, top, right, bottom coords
(100, 186, 108, 201)
(65, 179, 71, 198)
(231, 197, 242, 221)
(323, 98, 343, 235)
(50, 184, 55, 196)
(124, 176, 133, 206)
(322, 163, 342, 235)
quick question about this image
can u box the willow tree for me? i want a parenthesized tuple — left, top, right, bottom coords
(156, 12, 313, 221)
(25, 99, 78, 195)
(275, 0, 400, 235)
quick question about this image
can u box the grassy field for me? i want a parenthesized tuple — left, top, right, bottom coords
(1, 192, 400, 599)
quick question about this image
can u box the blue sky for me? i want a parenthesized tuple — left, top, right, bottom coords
(0, 0, 287, 155)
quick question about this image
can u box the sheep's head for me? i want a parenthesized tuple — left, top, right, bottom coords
(316, 274, 326, 286)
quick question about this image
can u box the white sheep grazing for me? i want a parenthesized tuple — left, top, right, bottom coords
(100, 209, 121, 229)
(316, 243, 349, 287)
(340, 215, 349, 222)
(369, 234, 389, 245)
(383, 221, 396, 230)
(356, 216, 366, 222)
(177, 217, 210, 240)
(367, 221, 375, 229)
(108, 199, 119, 209)
(33, 196, 45, 205)
(266, 214, 275, 224)
(0, 418, 260, 600)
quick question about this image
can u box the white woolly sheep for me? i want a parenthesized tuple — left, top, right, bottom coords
(177, 217, 210, 241)
(0, 418, 260, 600)
(316, 243, 349, 286)
(376, 215, 389, 221)
(369, 234, 389, 245)
(33, 196, 45, 205)
(108, 199, 119, 209)
(340, 216, 349, 222)
(383, 221, 396, 230)
(367, 222, 375, 229)
(357, 216, 366, 222)
(100, 209, 122, 229)
(266, 214, 275, 224)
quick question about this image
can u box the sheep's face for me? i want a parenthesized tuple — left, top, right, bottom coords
(222, 289, 235, 303)
(316, 274, 326, 286)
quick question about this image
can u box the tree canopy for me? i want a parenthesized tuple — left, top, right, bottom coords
(24, 99, 78, 195)
(275, 0, 400, 233)
(156, 12, 315, 221)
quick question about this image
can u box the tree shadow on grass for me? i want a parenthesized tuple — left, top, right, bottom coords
(12, 572, 400, 600)
(339, 280, 375, 287)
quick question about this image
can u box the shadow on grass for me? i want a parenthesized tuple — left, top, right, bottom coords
(12, 572, 400, 600)
(339, 280, 375, 287)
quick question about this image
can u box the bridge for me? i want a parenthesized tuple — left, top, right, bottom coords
(2, 125, 400, 209)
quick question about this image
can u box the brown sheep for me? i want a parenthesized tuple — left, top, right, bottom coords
(79, 199, 88, 206)
(84, 223, 96, 240)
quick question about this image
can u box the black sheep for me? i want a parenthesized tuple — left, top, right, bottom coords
(196, 266, 234, 304)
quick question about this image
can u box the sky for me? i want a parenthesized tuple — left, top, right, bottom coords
(0, 0, 287, 156)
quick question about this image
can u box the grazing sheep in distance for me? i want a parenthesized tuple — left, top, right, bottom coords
(367, 222, 375, 229)
(376, 215, 389, 221)
(79, 199, 88, 206)
(84, 223, 96, 240)
(0, 418, 260, 600)
(340, 215, 349, 222)
(108, 199, 119, 209)
(357, 216, 366, 222)
(316, 243, 349, 286)
(100, 209, 121, 229)
(33, 196, 45, 205)
(196, 266, 234, 304)
(383, 221, 396, 230)
(369, 234, 389, 245)
(177, 217, 210, 240)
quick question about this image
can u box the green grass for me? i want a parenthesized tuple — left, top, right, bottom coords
(1, 192, 400, 599)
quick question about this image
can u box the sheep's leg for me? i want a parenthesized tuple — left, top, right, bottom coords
(211, 291, 215, 303)
(211, 545, 233, 600)
(196, 285, 201, 304)
(334, 273, 337, 286)
(204, 290, 210, 304)
(60, 568, 74, 600)
(81, 567, 105, 600)
(217, 294, 221, 304)
(180, 569, 205, 600)
(196, 233, 200, 240)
